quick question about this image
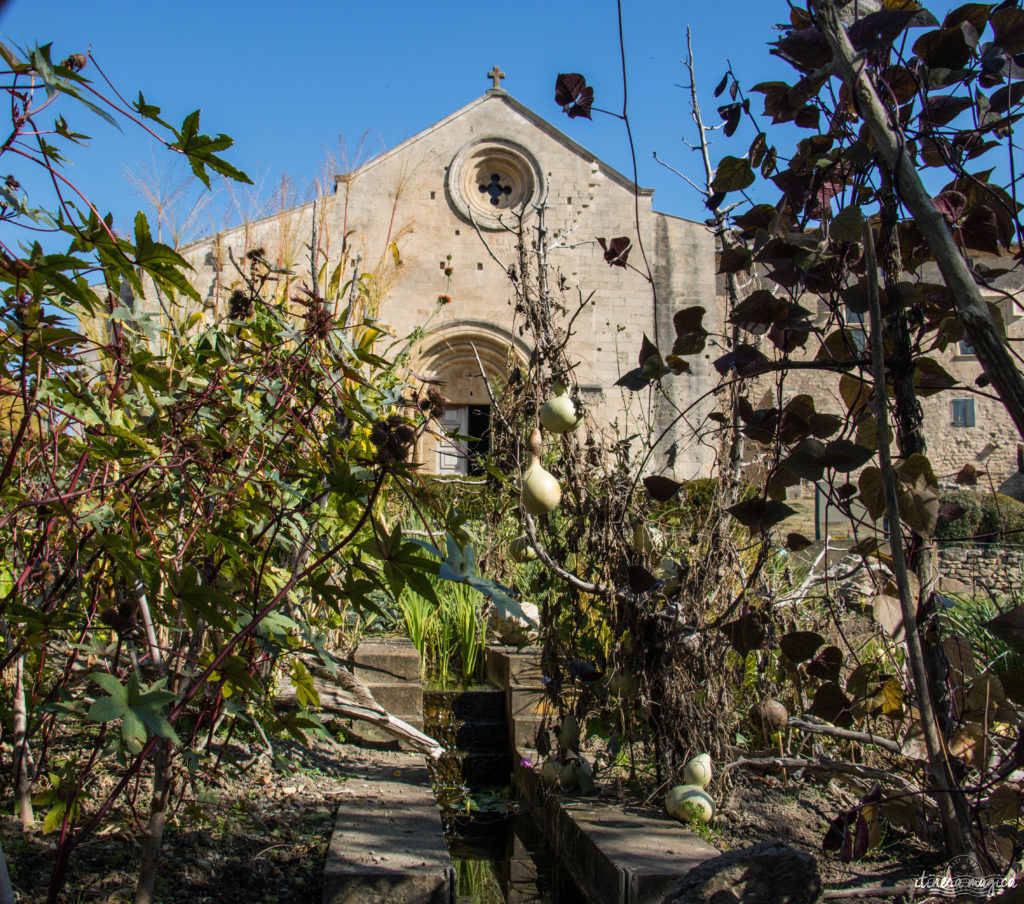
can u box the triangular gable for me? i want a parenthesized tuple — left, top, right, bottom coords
(340, 91, 654, 198)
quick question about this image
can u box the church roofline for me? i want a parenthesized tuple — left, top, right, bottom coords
(334, 91, 655, 199)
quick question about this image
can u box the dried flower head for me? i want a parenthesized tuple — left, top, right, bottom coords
(61, 53, 87, 72)
(369, 414, 415, 464)
(228, 289, 254, 320)
(426, 387, 447, 418)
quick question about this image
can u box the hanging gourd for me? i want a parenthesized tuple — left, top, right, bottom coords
(632, 520, 664, 556)
(510, 535, 538, 563)
(539, 382, 581, 434)
(521, 428, 561, 515)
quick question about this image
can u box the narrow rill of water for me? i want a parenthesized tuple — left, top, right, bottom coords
(423, 683, 586, 904)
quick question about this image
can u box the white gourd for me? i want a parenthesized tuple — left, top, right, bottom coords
(539, 383, 581, 433)
(510, 535, 538, 562)
(665, 784, 715, 824)
(682, 753, 713, 789)
(632, 521, 664, 555)
(521, 428, 561, 515)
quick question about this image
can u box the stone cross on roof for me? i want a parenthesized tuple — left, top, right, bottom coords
(487, 66, 506, 90)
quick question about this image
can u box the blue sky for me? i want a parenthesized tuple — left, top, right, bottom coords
(1, 1, 961, 241)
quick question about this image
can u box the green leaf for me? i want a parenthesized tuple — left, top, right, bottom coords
(713, 156, 756, 193)
(121, 708, 146, 752)
(41, 801, 67, 835)
(86, 694, 128, 723)
(89, 671, 129, 702)
(170, 110, 253, 189)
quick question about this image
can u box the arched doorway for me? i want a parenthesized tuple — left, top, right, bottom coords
(410, 324, 526, 475)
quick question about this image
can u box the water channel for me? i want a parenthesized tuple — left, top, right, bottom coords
(423, 683, 586, 904)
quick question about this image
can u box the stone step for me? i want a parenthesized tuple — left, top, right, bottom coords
(349, 639, 422, 682)
(424, 717, 509, 753)
(508, 686, 556, 722)
(510, 717, 545, 753)
(365, 683, 423, 718)
(424, 686, 506, 722)
(486, 646, 543, 687)
(322, 754, 453, 904)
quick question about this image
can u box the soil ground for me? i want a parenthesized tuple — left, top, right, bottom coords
(0, 731, 408, 904)
(715, 771, 942, 898)
(1, 723, 952, 904)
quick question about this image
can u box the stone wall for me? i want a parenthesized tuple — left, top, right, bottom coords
(152, 89, 719, 479)
(938, 545, 1024, 594)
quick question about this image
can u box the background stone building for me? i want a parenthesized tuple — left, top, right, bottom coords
(731, 255, 1024, 524)
(172, 76, 719, 478)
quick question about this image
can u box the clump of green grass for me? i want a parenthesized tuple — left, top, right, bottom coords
(397, 579, 486, 685)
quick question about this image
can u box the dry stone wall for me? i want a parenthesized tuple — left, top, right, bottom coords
(938, 545, 1024, 595)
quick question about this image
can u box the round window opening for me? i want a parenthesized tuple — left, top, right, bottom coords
(447, 139, 543, 228)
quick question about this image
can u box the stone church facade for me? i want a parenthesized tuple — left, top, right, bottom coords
(174, 75, 720, 478)
(166, 73, 1022, 495)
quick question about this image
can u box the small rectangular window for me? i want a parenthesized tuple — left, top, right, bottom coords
(952, 397, 975, 427)
(958, 338, 974, 356)
(845, 304, 866, 352)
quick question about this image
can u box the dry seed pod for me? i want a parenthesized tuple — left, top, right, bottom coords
(748, 698, 789, 737)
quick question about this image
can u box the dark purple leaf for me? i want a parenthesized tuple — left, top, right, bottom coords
(809, 682, 854, 728)
(810, 413, 843, 439)
(748, 133, 768, 168)
(720, 611, 768, 655)
(943, 4, 995, 34)
(986, 604, 1024, 653)
(627, 565, 657, 593)
(958, 203, 1007, 254)
(555, 73, 594, 119)
(822, 439, 875, 473)
(806, 645, 844, 682)
(992, 7, 1024, 53)
(714, 344, 771, 377)
(638, 334, 659, 367)
(644, 475, 682, 502)
(786, 532, 813, 552)
(931, 190, 968, 223)
(672, 307, 709, 356)
(773, 27, 832, 70)
(823, 810, 854, 856)
(638, 334, 666, 380)
(726, 497, 796, 532)
(956, 463, 978, 485)
(852, 814, 871, 860)
(597, 236, 631, 267)
(781, 438, 828, 482)
(913, 24, 976, 68)
(914, 357, 959, 395)
(705, 190, 726, 211)
(729, 289, 794, 335)
(780, 630, 825, 663)
(989, 79, 1024, 113)
(921, 94, 974, 126)
(714, 73, 729, 97)
(940, 502, 967, 523)
(850, 8, 936, 53)
(718, 245, 752, 274)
